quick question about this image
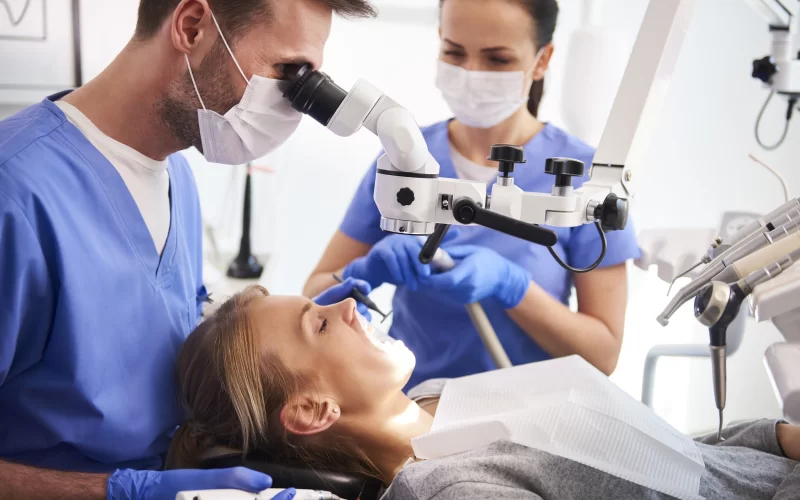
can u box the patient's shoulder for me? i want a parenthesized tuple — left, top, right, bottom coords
(386, 442, 667, 500)
(386, 442, 542, 500)
(407, 379, 448, 401)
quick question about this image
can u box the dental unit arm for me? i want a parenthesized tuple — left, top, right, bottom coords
(693, 249, 800, 440)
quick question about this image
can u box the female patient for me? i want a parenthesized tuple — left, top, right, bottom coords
(167, 286, 800, 499)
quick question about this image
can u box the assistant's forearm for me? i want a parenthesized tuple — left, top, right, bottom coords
(506, 283, 621, 375)
(303, 270, 344, 298)
(0, 460, 107, 500)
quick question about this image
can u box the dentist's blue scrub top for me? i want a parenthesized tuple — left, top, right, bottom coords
(341, 121, 641, 390)
(0, 95, 205, 472)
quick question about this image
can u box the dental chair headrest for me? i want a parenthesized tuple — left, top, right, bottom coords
(201, 451, 384, 500)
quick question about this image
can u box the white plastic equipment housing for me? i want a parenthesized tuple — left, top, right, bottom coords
(750, 261, 800, 423)
(327, 79, 383, 137)
(764, 343, 800, 424)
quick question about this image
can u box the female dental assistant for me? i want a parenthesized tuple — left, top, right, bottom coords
(305, 0, 641, 388)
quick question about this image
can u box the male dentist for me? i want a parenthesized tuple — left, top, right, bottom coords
(0, 0, 375, 498)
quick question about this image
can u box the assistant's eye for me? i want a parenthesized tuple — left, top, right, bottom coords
(489, 57, 512, 65)
(318, 318, 328, 335)
(443, 51, 465, 58)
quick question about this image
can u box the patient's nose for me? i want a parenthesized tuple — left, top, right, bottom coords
(338, 298, 357, 326)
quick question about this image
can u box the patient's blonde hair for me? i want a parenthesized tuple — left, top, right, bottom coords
(166, 285, 380, 480)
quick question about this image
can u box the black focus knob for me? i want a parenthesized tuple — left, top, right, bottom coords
(752, 56, 778, 84)
(488, 144, 526, 177)
(397, 188, 415, 207)
(544, 157, 585, 188)
(594, 193, 629, 232)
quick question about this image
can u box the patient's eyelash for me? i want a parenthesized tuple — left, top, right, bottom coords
(318, 318, 328, 335)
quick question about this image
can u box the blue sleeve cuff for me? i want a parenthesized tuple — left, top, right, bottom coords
(339, 158, 387, 246)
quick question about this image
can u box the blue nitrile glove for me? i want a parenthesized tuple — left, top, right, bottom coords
(107, 467, 296, 500)
(314, 277, 373, 320)
(420, 245, 532, 309)
(343, 235, 433, 291)
(343, 235, 430, 291)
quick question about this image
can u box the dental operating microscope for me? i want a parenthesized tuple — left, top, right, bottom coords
(282, 0, 695, 266)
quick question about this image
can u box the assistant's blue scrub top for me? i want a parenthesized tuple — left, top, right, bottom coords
(341, 121, 641, 390)
(0, 95, 205, 472)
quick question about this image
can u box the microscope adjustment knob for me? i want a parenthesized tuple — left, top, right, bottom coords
(594, 193, 629, 232)
(752, 56, 778, 84)
(397, 187, 415, 207)
(488, 144, 526, 176)
(544, 158, 585, 188)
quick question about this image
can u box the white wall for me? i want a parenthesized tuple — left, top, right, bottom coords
(1, 0, 795, 434)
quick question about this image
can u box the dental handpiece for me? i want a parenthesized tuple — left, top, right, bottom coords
(720, 199, 800, 250)
(658, 217, 800, 326)
(670, 204, 800, 293)
(693, 256, 797, 441)
(332, 273, 391, 323)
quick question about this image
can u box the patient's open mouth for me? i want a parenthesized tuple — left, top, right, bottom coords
(356, 311, 402, 352)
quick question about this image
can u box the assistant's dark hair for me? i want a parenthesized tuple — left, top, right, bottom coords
(135, 0, 377, 41)
(440, 0, 559, 117)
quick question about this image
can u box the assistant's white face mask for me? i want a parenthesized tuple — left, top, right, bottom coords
(186, 13, 302, 165)
(436, 49, 544, 129)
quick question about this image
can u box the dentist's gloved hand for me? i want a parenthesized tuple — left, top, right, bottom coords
(420, 245, 532, 309)
(314, 277, 373, 319)
(343, 235, 432, 291)
(107, 467, 296, 500)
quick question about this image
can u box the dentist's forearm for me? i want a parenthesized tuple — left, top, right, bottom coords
(506, 283, 622, 376)
(0, 460, 107, 500)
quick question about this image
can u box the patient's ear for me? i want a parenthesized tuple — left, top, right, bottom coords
(280, 395, 340, 436)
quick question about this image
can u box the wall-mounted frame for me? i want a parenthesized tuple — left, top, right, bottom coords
(0, 0, 82, 105)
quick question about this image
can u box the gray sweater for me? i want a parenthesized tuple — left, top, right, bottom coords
(384, 383, 800, 500)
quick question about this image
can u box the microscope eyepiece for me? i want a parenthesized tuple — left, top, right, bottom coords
(282, 64, 347, 126)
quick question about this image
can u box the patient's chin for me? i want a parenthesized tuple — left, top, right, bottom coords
(390, 343, 416, 385)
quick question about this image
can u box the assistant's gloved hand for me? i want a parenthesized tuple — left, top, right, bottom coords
(107, 467, 296, 500)
(420, 245, 532, 309)
(343, 235, 432, 291)
(314, 277, 373, 319)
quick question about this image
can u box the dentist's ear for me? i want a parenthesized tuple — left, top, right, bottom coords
(171, 0, 216, 57)
(532, 44, 555, 81)
(281, 396, 341, 436)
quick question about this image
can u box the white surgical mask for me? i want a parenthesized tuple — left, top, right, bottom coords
(186, 13, 302, 165)
(436, 50, 544, 129)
